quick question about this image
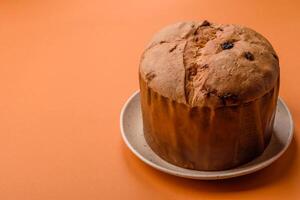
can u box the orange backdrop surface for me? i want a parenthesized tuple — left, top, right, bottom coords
(0, 0, 299, 199)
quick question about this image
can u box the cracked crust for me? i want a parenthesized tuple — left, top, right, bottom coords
(139, 21, 279, 107)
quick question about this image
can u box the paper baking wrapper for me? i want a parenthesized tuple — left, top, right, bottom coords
(139, 76, 279, 170)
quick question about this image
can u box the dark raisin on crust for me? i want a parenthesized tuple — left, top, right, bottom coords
(219, 93, 238, 105)
(221, 41, 234, 50)
(244, 52, 254, 61)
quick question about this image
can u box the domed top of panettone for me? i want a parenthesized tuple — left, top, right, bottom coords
(139, 20, 279, 107)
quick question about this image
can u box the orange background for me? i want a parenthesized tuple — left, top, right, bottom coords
(0, 0, 299, 199)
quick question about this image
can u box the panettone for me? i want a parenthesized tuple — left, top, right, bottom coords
(139, 21, 279, 170)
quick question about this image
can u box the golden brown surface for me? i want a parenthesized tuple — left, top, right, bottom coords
(139, 21, 280, 170)
(140, 21, 279, 107)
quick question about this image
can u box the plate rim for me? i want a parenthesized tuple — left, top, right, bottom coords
(120, 91, 294, 180)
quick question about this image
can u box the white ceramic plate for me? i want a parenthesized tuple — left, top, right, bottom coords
(120, 91, 294, 180)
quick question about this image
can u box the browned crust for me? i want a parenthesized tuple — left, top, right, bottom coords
(140, 21, 279, 107)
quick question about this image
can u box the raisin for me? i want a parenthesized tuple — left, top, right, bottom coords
(244, 52, 254, 61)
(221, 41, 234, 50)
(219, 93, 238, 105)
